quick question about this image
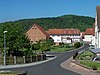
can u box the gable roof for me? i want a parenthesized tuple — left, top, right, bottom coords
(27, 24, 50, 38)
(85, 28, 95, 35)
(47, 29, 80, 35)
(96, 6, 100, 30)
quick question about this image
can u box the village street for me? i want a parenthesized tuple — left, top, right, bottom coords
(0, 45, 88, 75)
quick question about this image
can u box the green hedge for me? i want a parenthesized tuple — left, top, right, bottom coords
(74, 42, 81, 48)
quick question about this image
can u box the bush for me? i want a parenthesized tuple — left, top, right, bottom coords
(74, 42, 81, 48)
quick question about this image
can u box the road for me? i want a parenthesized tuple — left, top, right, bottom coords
(0, 45, 88, 75)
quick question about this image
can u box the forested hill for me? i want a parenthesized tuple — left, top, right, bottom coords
(0, 15, 95, 32)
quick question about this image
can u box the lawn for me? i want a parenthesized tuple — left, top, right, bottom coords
(75, 49, 100, 70)
(0, 71, 17, 75)
(0, 74, 16, 75)
(75, 50, 95, 60)
(50, 47, 74, 52)
(80, 61, 100, 70)
(35, 46, 74, 53)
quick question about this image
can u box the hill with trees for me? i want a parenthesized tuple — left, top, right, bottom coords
(0, 14, 94, 32)
(0, 14, 95, 56)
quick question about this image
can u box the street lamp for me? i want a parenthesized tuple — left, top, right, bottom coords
(4, 31, 7, 66)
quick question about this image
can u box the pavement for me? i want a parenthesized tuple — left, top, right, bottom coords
(61, 57, 100, 75)
(0, 55, 57, 70)
(1, 55, 100, 75)
(0, 45, 91, 75)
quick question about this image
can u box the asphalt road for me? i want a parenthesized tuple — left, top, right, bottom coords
(1, 45, 88, 75)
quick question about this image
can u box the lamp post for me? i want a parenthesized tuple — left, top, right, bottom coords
(4, 31, 7, 66)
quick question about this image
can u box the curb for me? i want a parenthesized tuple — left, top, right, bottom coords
(60, 57, 100, 75)
(0, 55, 57, 70)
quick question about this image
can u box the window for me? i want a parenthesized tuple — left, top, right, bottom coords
(57, 35, 60, 37)
(57, 39, 60, 41)
(32, 26, 37, 29)
(64, 31, 66, 34)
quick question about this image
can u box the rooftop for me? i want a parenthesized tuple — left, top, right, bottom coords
(47, 29, 80, 35)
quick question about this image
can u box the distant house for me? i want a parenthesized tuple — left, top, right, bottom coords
(47, 28, 81, 45)
(26, 24, 50, 43)
(83, 28, 95, 45)
(81, 32, 85, 39)
(95, 6, 100, 48)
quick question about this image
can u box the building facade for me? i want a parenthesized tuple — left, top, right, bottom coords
(95, 6, 100, 48)
(26, 24, 50, 43)
(47, 29, 81, 45)
(83, 28, 95, 45)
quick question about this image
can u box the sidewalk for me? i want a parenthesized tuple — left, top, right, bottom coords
(61, 57, 100, 75)
(0, 55, 56, 70)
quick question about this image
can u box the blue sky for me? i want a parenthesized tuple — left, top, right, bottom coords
(0, 0, 100, 22)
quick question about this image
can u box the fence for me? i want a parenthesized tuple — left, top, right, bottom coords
(0, 54, 46, 65)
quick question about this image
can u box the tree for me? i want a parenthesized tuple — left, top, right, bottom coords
(74, 42, 81, 48)
(32, 42, 40, 54)
(40, 39, 54, 53)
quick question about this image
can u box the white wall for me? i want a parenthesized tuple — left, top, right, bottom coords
(95, 13, 100, 48)
(50, 35, 62, 43)
(50, 34, 81, 44)
(92, 36, 95, 46)
(98, 32, 100, 48)
(95, 14, 97, 48)
(62, 38, 72, 43)
(83, 35, 93, 42)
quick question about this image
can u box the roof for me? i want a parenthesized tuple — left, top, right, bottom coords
(27, 24, 50, 38)
(91, 48, 100, 53)
(81, 32, 85, 37)
(85, 28, 95, 35)
(96, 6, 100, 30)
(47, 29, 80, 35)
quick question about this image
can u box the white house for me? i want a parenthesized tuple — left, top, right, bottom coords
(83, 28, 95, 45)
(95, 6, 100, 48)
(47, 29, 81, 45)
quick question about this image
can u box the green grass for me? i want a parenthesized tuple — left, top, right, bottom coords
(76, 49, 100, 70)
(34, 46, 74, 53)
(80, 61, 100, 70)
(0, 73, 17, 75)
(0, 72, 17, 75)
(50, 47, 74, 52)
(80, 50, 94, 56)
(76, 50, 95, 60)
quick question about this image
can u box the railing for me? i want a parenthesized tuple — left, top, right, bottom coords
(0, 54, 46, 65)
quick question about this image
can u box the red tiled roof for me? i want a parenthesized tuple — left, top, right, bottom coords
(81, 32, 85, 37)
(85, 28, 95, 35)
(47, 29, 80, 35)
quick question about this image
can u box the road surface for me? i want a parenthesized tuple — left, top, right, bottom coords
(0, 45, 88, 75)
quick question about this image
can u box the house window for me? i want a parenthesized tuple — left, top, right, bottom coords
(32, 26, 37, 29)
(57, 39, 60, 41)
(51, 35, 55, 37)
(77, 31, 79, 34)
(74, 31, 76, 34)
(57, 35, 60, 37)
(69, 31, 70, 33)
(64, 31, 66, 34)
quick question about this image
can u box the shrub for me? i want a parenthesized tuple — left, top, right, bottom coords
(74, 42, 81, 48)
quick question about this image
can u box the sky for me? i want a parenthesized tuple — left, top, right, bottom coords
(0, 0, 100, 22)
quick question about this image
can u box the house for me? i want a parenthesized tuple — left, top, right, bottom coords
(83, 28, 95, 45)
(26, 24, 50, 43)
(81, 32, 85, 39)
(47, 28, 81, 45)
(95, 6, 100, 48)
